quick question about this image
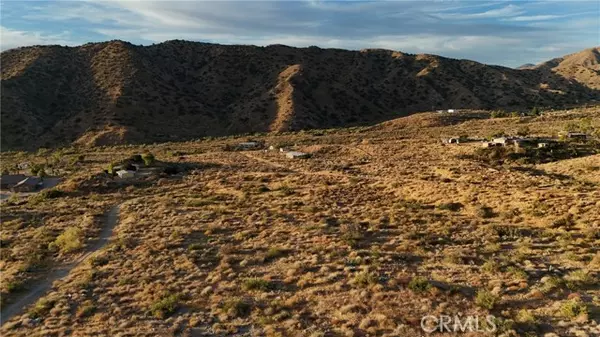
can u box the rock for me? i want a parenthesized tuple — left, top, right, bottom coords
(574, 313, 589, 324)
(528, 289, 544, 299)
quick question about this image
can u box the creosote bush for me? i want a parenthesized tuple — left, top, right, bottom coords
(475, 289, 499, 310)
(51, 227, 84, 253)
(149, 293, 179, 319)
(353, 271, 378, 287)
(242, 278, 273, 292)
(142, 153, 155, 166)
(222, 298, 252, 317)
(559, 299, 587, 319)
(408, 276, 431, 293)
(28, 297, 57, 319)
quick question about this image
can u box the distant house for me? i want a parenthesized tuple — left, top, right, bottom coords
(566, 132, 587, 140)
(12, 177, 42, 192)
(538, 142, 550, 148)
(481, 142, 499, 148)
(269, 145, 275, 151)
(116, 170, 135, 179)
(285, 151, 310, 159)
(0, 174, 27, 190)
(447, 109, 458, 113)
(237, 142, 260, 150)
(442, 137, 461, 144)
(492, 137, 514, 146)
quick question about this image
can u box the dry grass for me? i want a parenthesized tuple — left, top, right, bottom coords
(0, 107, 599, 336)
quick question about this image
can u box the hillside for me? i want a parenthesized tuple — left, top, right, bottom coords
(1, 41, 599, 150)
(534, 47, 600, 90)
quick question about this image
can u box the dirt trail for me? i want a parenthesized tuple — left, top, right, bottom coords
(1, 205, 121, 325)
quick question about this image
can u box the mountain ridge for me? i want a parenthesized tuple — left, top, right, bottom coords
(2, 40, 599, 150)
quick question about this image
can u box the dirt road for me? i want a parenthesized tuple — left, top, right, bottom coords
(1, 205, 121, 325)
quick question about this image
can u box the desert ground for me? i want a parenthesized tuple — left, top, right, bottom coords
(1, 107, 599, 337)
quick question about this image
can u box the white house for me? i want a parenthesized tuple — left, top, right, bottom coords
(492, 137, 512, 146)
(116, 170, 135, 179)
(286, 151, 310, 159)
(447, 109, 456, 113)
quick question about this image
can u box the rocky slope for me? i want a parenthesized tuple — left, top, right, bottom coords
(1, 41, 599, 150)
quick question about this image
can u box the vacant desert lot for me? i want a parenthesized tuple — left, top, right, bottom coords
(1, 108, 599, 337)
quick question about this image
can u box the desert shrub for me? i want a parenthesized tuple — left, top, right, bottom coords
(129, 154, 143, 162)
(481, 260, 499, 274)
(559, 299, 587, 319)
(506, 266, 528, 281)
(437, 202, 463, 211)
(278, 185, 295, 196)
(222, 298, 252, 317)
(149, 293, 179, 318)
(29, 188, 67, 206)
(257, 185, 270, 193)
(491, 110, 509, 118)
(475, 205, 495, 218)
(475, 289, 499, 310)
(28, 297, 56, 319)
(551, 214, 575, 229)
(7, 194, 20, 205)
(408, 276, 431, 293)
(263, 247, 285, 262)
(29, 163, 45, 176)
(353, 271, 378, 287)
(340, 223, 364, 248)
(565, 270, 596, 289)
(187, 242, 205, 251)
(52, 227, 84, 253)
(321, 216, 339, 227)
(107, 163, 116, 175)
(76, 300, 96, 318)
(5, 280, 24, 293)
(515, 309, 536, 323)
(142, 153, 155, 166)
(242, 278, 273, 292)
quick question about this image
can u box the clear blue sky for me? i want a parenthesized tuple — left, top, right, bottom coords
(1, 0, 598, 67)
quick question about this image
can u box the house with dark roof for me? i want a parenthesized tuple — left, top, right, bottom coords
(0, 174, 27, 190)
(12, 177, 42, 192)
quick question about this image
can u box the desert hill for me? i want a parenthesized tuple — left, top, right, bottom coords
(1, 41, 599, 150)
(534, 47, 600, 90)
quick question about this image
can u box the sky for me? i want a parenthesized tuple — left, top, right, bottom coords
(1, 0, 599, 68)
